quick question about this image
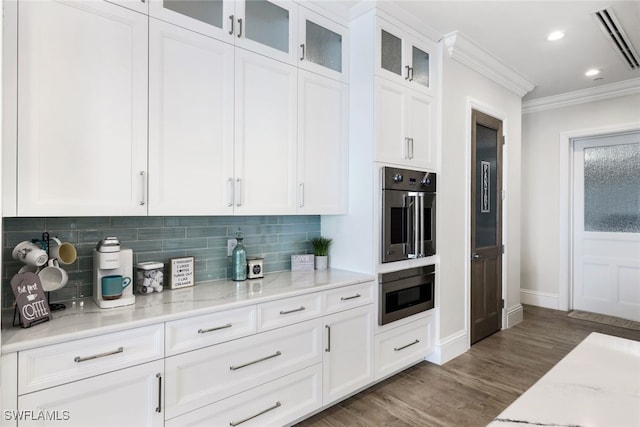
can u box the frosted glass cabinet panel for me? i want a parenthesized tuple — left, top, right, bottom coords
(163, 0, 224, 28)
(149, 0, 234, 41)
(298, 7, 348, 81)
(244, 0, 289, 53)
(584, 142, 640, 233)
(411, 45, 430, 88)
(380, 30, 402, 76)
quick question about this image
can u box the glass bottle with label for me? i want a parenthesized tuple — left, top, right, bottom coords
(231, 228, 247, 281)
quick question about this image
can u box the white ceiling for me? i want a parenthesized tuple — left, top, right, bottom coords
(316, 0, 640, 101)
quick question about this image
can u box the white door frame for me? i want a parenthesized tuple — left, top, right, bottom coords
(558, 122, 640, 311)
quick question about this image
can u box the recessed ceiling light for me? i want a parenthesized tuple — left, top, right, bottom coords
(585, 69, 601, 77)
(547, 31, 565, 41)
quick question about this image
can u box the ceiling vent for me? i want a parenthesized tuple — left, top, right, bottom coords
(593, 7, 640, 70)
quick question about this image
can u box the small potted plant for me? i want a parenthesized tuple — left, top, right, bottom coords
(310, 236, 332, 270)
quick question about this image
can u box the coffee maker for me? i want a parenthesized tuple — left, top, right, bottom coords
(93, 237, 135, 309)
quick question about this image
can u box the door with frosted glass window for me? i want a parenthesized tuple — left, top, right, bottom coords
(572, 132, 640, 321)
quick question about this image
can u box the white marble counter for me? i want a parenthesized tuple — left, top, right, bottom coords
(488, 332, 640, 427)
(1, 269, 374, 353)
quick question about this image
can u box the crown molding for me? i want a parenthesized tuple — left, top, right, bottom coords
(442, 31, 535, 98)
(522, 78, 640, 114)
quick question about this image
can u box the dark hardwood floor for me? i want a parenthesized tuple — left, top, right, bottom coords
(296, 305, 640, 427)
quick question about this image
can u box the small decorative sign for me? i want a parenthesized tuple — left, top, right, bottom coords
(169, 257, 195, 289)
(481, 161, 491, 213)
(11, 272, 51, 328)
(291, 254, 314, 271)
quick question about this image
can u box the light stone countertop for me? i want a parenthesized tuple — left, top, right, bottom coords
(1, 269, 374, 353)
(488, 332, 640, 427)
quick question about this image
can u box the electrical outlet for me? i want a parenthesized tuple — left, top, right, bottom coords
(227, 239, 237, 256)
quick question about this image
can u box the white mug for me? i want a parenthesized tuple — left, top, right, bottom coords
(49, 237, 77, 265)
(12, 241, 48, 267)
(38, 259, 69, 292)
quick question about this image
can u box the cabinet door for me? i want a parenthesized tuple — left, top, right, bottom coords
(234, 49, 297, 215)
(323, 305, 374, 405)
(18, 360, 163, 427)
(406, 35, 433, 92)
(407, 90, 436, 170)
(17, 0, 148, 216)
(297, 71, 348, 214)
(234, 0, 298, 65)
(148, 19, 234, 215)
(149, 0, 234, 42)
(298, 7, 348, 82)
(375, 78, 408, 166)
(106, 0, 149, 15)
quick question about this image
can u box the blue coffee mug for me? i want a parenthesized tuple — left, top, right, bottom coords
(102, 275, 131, 300)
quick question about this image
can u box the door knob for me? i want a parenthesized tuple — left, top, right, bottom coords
(471, 253, 480, 260)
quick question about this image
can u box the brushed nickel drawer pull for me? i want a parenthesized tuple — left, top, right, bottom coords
(155, 373, 162, 413)
(394, 339, 420, 352)
(325, 325, 331, 352)
(340, 294, 361, 301)
(198, 323, 232, 334)
(280, 306, 305, 315)
(230, 351, 282, 371)
(229, 401, 281, 426)
(74, 346, 123, 363)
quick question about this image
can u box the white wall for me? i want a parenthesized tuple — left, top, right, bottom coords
(521, 93, 640, 309)
(434, 51, 523, 362)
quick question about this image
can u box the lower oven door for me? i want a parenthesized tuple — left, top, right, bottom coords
(379, 267, 435, 325)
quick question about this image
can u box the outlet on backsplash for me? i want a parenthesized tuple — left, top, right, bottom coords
(227, 239, 237, 257)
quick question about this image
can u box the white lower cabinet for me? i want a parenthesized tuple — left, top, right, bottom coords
(165, 364, 322, 427)
(164, 318, 322, 420)
(374, 314, 434, 380)
(323, 304, 374, 405)
(17, 359, 164, 427)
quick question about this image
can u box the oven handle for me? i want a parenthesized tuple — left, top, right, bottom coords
(419, 192, 424, 257)
(407, 192, 419, 259)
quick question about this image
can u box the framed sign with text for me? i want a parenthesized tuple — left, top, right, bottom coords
(11, 272, 51, 328)
(170, 257, 195, 289)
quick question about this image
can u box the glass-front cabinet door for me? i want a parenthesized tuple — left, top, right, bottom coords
(298, 7, 348, 81)
(149, 0, 233, 42)
(376, 18, 433, 94)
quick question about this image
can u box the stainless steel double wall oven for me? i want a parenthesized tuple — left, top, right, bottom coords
(379, 166, 437, 325)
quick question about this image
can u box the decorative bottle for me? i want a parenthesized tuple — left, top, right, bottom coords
(231, 228, 247, 281)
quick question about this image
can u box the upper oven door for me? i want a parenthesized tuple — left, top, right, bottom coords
(382, 189, 416, 263)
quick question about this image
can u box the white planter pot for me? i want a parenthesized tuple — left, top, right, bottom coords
(315, 256, 328, 270)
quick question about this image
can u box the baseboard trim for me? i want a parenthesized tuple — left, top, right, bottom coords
(506, 304, 524, 328)
(425, 329, 468, 365)
(520, 289, 559, 309)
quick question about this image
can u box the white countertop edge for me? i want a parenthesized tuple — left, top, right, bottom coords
(2, 269, 374, 353)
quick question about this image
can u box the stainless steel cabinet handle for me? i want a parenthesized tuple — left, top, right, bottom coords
(408, 66, 414, 81)
(405, 137, 411, 159)
(237, 18, 243, 38)
(155, 373, 162, 413)
(280, 306, 305, 315)
(325, 325, 331, 352)
(227, 177, 234, 207)
(74, 347, 123, 363)
(229, 401, 281, 426)
(300, 43, 305, 61)
(139, 171, 146, 206)
(405, 65, 411, 80)
(298, 183, 304, 208)
(410, 138, 415, 159)
(198, 323, 232, 334)
(235, 178, 242, 207)
(229, 351, 282, 371)
(229, 15, 234, 35)
(340, 294, 361, 301)
(394, 339, 420, 352)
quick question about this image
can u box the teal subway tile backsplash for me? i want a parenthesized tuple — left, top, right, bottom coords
(2, 215, 320, 309)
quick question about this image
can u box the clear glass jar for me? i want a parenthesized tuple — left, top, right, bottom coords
(231, 228, 247, 281)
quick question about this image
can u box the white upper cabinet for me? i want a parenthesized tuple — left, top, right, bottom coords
(298, 7, 349, 82)
(150, 0, 298, 65)
(376, 18, 434, 95)
(148, 19, 235, 216)
(106, 0, 150, 15)
(376, 78, 436, 170)
(16, 0, 148, 216)
(233, 49, 298, 215)
(297, 70, 348, 214)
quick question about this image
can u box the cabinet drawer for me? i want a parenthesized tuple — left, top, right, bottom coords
(165, 305, 257, 356)
(165, 318, 322, 420)
(324, 281, 374, 314)
(18, 324, 164, 395)
(166, 364, 322, 427)
(374, 314, 433, 380)
(257, 292, 322, 331)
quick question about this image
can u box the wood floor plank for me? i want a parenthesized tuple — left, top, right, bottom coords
(296, 305, 640, 426)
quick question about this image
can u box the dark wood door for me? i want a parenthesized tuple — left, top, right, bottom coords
(470, 110, 503, 345)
